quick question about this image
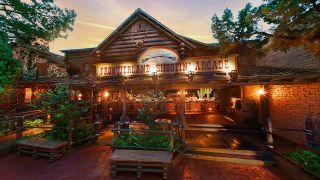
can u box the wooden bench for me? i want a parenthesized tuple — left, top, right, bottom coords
(109, 149, 172, 179)
(17, 137, 68, 162)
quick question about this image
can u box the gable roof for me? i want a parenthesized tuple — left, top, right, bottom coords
(89, 8, 198, 55)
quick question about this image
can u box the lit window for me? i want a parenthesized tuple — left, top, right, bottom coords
(25, 88, 32, 102)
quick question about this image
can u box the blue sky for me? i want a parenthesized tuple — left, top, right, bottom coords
(51, 0, 263, 54)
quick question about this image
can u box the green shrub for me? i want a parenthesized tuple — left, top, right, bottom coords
(0, 122, 16, 136)
(284, 148, 320, 174)
(31, 84, 90, 142)
(114, 131, 179, 149)
(23, 118, 43, 128)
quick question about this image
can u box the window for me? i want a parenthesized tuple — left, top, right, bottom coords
(25, 88, 32, 102)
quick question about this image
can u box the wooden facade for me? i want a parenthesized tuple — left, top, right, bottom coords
(13, 8, 319, 127)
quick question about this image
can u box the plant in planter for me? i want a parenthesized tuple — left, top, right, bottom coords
(284, 148, 320, 175)
(136, 89, 167, 128)
(113, 89, 180, 149)
(23, 118, 44, 128)
(31, 84, 90, 141)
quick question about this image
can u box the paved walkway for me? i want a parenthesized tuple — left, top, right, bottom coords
(0, 145, 294, 180)
(186, 114, 237, 126)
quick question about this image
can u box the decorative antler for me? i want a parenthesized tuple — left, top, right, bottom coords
(197, 88, 213, 99)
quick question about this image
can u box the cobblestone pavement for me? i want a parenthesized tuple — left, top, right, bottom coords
(0, 145, 295, 180)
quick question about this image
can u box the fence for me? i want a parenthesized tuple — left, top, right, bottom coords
(112, 121, 184, 159)
(0, 110, 100, 149)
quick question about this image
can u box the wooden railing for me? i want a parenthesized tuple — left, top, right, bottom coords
(0, 111, 101, 149)
(112, 122, 184, 159)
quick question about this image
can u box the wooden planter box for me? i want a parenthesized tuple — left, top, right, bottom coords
(17, 137, 68, 162)
(271, 147, 320, 180)
(280, 153, 320, 179)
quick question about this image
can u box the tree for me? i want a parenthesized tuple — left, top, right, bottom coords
(211, 4, 269, 61)
(0, 32, 20, 93)
(259, 0, 320, 55)
(211, 1, 320, 59)
(0, 0, 76, 44)
(31, 84, 90, 141)
(0, 0, 76, 92)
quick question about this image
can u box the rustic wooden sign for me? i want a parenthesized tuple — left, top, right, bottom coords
(95, 47, 236, 77)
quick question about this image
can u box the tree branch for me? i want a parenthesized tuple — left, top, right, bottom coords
(249, 31, 273, 37)
(310, 0, 320, 13)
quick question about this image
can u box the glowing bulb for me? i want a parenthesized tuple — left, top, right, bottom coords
(177, 91, 180, 95)
(104, 91, 109, 97)
(258, 89, 265, 95)
(78, 93, 82, 97)
(185, 91, 188, 95)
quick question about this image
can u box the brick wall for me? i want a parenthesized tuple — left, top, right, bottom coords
(243, 83, 320, 145)
(243, 85, 262, 104)
(256, 46, 320, 70)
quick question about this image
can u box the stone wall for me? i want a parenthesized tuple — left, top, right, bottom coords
(48, 63, 67, 78)
(243, 83, 320, 145)
(12, 46, 68, 79)
(256, 46, 320, 70)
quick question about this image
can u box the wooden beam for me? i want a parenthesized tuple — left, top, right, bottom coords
(121, 30, 158, 36)
(106, 40, 177, 50)
(116, 34, 165, 42)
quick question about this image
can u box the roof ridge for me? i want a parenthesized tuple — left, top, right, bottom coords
(89, 8, 196, 55)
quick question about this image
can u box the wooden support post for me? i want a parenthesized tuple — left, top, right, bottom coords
(179, 88, 186, 140)
(261, 85, 274, 147)
(121, 88, 127, 123)
(169, 123, 174, 160)
(16, 115, 24, 141)
(67, 119, 74, 149)
(90, 86, 94, 123)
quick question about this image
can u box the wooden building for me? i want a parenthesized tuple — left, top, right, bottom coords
(16, 9, 320, 145)
(60, 8, 242, 123)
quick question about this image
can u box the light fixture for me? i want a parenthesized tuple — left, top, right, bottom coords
(258, 88, 265, 96)
(78, 92, 82, 100)
(104, 91, 109, 97)
(152, 72, 158, 82)
(229, 70, 238, 81)
(208, 107, 212, 111)
(185, 91, 188, 95)
(187, 71, 195, 82)
(177, 91, 180, 95)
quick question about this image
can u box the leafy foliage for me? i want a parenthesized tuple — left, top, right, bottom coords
(0, 85, 18, 113)
(285, 148, 320, 174)
(0, 0, 76, 44)
(113, 131, 172, 149)
(259, 0, 320, 55)
(32, 84, 90, 141)
(21, 50, 37, 80)
(23, 118, 43, 128)
(0, 33, 21, 92)
(0, 121, 16, 136)
(136, 89, 167, 127)
(0, 0, 76, 95)
(211, 1, 320, 59)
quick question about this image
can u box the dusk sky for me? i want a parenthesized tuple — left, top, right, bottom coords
(51, 0, 263, 55)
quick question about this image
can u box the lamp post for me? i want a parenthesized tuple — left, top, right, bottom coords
(152, 72, 158, 83)
(258, 86, 273, 148)
(187, 71, 195, 82)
